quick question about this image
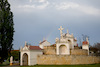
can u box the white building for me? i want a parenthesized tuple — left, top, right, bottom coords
(82, 37, 89, 55)
(39, 40, 51, 49)
(20, 42, 42, 66)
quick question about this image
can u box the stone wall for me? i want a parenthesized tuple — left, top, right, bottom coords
(43, 47, 88, 55)
(71, 49, 88, 55)
(43, 46, 56, 55)
(37, 55, 100, 65)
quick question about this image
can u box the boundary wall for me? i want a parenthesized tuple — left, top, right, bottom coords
(37, 55, 100, 65)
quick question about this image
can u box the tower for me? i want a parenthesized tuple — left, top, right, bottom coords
(82, 37, 89, 55)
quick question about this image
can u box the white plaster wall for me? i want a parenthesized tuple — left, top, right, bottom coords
(20, 50, 42, 66)
(56, 43, 70, 55)
(30, 50, 42, 65)
(70, 39, 74, 49)
(67, 38, 74, 49)
(82, 45, 89, 55)
(82, 45, 89, 50)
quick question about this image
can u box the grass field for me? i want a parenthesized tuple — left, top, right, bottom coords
(20, 64, 100, 67)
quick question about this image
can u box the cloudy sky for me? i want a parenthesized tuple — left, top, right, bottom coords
(8, 0, 100, 49)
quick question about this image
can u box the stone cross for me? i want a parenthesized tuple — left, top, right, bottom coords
(58, 26, 64, 38)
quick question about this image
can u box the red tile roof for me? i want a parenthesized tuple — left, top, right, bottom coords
(82, 41, 88, 45)
(29, 46, 42, 50)
(39, 40, 46, 44)
(51, 44, 56, 47)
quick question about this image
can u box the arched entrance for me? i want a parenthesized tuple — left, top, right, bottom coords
(59, 45, 67, 55)
(22, 53, 28, 65)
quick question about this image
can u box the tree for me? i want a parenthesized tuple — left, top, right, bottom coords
(90, 43, 100, 56)
(93, 43, 100, 51)
(9, 50, 20, 61)
(0, 0, 14, 63)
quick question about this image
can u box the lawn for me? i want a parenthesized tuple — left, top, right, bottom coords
(20, 64, 100, 67)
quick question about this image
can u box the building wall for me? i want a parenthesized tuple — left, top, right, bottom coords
(20, 50, 42, 66)
(37, 55, 100, 65)
(43, 46, 56, 55)
(30, 50, 43, 65)
(71, 49, 88, 55)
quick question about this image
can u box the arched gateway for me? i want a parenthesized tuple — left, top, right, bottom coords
(22, 53, 28, 65)
(59, 45, 67, 55)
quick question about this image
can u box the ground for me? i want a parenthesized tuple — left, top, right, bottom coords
(0, 64, 100, 67)
(20, 64, 100, 67)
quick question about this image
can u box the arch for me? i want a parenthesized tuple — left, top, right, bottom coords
(22, 53, 28, 65)
(59, 45, 67, 55)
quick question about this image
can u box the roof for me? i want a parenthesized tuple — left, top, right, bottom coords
(82, 41, 88, 45)
(29, 46, 42, 50)
(51, 44, 56, 47)
(39, 40, 46, 44)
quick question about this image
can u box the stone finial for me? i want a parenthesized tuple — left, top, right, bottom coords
(28, 45, 30, 48)
(25, 41, 27, 46)
(39, 41, 41, 43)
(86, 37, 89, 44)
(71, 33, 73, 36)
(67, 29, 69, 34)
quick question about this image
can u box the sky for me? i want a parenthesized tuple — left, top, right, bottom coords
(8, 0, 100, 50)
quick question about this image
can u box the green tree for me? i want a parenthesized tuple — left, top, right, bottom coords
(9, 50, 20, 61)
(0, 0, 14, 63)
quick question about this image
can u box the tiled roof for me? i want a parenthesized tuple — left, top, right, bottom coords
(82, 41, 88, 45)
(29, 46, 42, 50)
(52, 44, 56, 47)
(39, 40, 46, 44)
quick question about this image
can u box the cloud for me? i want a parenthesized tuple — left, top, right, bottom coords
(37, 1, 49, 9)
(55, 2, 79, 10)
(29, 0, 32, 3)
(9, 0, 100, 16)
(38, 0, 45, 3)
(55, 2, 100, 16)
(78, 6, 100, 15)
(18, 0, 49, 10)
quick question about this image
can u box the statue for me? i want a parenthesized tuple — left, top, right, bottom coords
(10, 56, 13, 65)
(55, 38, 59, 43)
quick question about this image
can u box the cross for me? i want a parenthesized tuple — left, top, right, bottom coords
(58, 26, 64, 37)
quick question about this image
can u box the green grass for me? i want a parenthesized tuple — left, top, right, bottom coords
(20, 64, 100, 67)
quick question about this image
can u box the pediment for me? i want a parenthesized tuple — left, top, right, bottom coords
(22, 46, 29, 51)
